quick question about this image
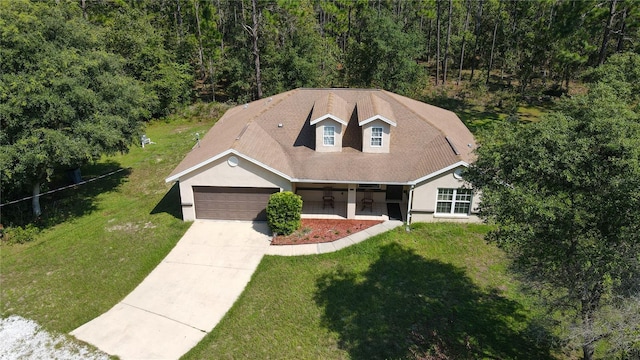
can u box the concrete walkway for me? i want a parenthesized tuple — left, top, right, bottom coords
(71, 221, 272, 360)
(71, 219, 403, 359)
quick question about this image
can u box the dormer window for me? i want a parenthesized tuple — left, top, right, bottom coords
(371, 127, 383, 147)
(323, 126, 335, 146)
(356, 94, 396, 154)
(311, 93, 348, 152)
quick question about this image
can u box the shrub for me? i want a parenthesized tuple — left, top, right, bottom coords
(266, 191, 302, 236)
(3, 224, 40, 245)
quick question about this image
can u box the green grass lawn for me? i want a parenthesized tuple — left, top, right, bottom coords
(0, 111, 222, 333)
(184, 223, 557, 360)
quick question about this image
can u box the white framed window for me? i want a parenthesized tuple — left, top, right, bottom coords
(436, 188, 472, 215)
(371, 127, 383, 147)
(323, 126, 335, 146)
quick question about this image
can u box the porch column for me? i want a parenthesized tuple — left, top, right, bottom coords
(347, 184, 357, 219)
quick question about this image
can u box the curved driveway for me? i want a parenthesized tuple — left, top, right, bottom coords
(71, 221, 271, 360)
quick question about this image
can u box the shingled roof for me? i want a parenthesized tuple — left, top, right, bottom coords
(166, 88, 476, 184)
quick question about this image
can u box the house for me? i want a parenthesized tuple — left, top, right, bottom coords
(165, 88, 480, 224)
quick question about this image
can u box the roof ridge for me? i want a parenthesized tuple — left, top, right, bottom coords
(310, 91, 349, 125)
(369, 92, 394, 121)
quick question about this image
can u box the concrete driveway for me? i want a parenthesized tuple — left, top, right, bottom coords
(71, 221, 271, 360)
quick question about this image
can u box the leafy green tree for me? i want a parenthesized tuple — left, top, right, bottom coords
(50, 0, 640, 103)
(582, 52, 640, 104)
(316, 0, 354, 55)
(548, 0, 599, 91)
(213, 0, 259, 102)
(465, 80, 640, 359)
(261, 0, 337, 95)
(346, 5, 426, 95)
(101, 9, 194, 116)
(0, 1, 153, 217)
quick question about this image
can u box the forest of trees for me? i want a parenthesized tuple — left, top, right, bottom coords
(1, 0, 638, 112)
(74, 0, 640, 102)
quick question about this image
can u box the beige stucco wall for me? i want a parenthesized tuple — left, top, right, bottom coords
(362, 120, 391, 153)
(177, 153, 291, 220)
(410, 167, 481, 223)
(315, 118, 344, 152)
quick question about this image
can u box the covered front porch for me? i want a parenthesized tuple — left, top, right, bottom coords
(294, 183, 408, 222)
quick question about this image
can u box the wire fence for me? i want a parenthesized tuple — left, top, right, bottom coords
(0, 168, 129, 208)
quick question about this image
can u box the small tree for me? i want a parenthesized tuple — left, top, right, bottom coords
(266, 191, 302, 236)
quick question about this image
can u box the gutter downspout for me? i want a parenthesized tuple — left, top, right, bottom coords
(406, 185, 414, 232)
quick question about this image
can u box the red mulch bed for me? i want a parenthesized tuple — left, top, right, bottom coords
(271, 218, 383, 245)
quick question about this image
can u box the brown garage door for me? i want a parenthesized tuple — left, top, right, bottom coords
(193, 186, 279, 221)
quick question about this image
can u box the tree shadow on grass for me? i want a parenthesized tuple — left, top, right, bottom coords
(150, 182, 183, 219)
(1, 161, 130, 229)
(314, 243, 556, 359)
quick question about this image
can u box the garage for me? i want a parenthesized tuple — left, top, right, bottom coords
(192, 186, 279, 221)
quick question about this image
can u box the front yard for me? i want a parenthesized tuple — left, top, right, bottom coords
(185, 222, 557, 360)
(1, 114, 556, 359)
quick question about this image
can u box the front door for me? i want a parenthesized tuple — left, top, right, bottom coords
(385, 185, 403, 201)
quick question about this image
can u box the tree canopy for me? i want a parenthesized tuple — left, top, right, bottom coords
(465, 53, 640, 359)
(77, 0, 640, 101)
(0, 1, 155, 216)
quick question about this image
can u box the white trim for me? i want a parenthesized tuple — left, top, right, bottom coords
(291, 179, 409, 185)
(310, 114, 348, 126)
(166, 151, 469, 191)
(359, 115, 397, 127)
(409, 161, 469, 185)
(407, 185, 414, 227)
(434, 188, 473, 216)
(165, 149, 293, 183)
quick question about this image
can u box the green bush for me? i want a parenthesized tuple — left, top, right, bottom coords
(266, 191, 302, 236)
(3, 224, 40, 245)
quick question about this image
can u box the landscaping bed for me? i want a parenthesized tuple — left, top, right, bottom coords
(271, 219, 383, 245)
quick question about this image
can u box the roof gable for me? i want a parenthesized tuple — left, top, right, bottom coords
(309, 92, 349, 126)
(357, 93, 397, 127)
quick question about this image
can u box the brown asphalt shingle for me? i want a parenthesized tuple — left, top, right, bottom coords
(357, 93, 396, 125)
(311, 92, 351, 124)
(167, 88, 476, 184)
